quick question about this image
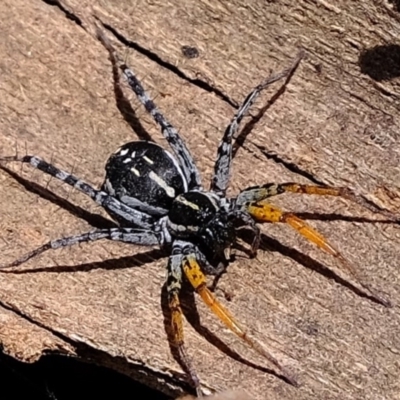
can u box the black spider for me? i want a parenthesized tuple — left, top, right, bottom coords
(1, 33, 396, 397)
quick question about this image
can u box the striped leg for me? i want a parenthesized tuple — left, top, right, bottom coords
(120, 66, 202, 190)
(167, 249, 202, 396)
(0, 228, 160, 269)
(237, 182, 399, 222)
(210, 51, 305, 195)
(95, 27, 201, 189)
(0, 155, 154, 228)
(181, 250, 297, 386)
(231, 209, 261, 256)
(245, 201, 391, 306)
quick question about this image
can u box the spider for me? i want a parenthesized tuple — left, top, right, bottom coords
(1, 32, 397, 397)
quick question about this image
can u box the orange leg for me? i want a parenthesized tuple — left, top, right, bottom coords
(246, 201, 391, 306)
(182, 254, 298, 386)
(278, 183, 398, 222)
(237, 182, 398, 223)
(166, 255, 203, 396)
(168, 291, 203, 397)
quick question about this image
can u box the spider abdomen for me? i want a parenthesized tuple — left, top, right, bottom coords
(102, 141, 188, 218)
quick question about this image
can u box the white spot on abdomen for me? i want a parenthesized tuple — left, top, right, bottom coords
(143, 156, 154, 165)
(149, 171, 175, 198)
(130, 167, 140, 176)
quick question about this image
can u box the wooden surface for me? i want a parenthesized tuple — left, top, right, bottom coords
(1, 0, 400, 398)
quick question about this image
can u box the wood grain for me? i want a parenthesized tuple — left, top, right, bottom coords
(1, 0, 400, 398)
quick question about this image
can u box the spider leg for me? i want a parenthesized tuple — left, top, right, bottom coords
(0, 228, 160, 269)
(120, 65, 202, 190)
(245, 201, 391, 306)
(0, 155, 154, 228)
(210, 51, 305, 195)
(95, 31, 201, 188)
(237, 182, 399, 222)
(231, 209, 261, 256)
(93, 24, 203, 191)
(181, 247, 297, 386)
(167, 249, 202, 397)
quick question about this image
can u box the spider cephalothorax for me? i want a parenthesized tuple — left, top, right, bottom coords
(1, 31, 397, 397)
(167, 191, 236, 264)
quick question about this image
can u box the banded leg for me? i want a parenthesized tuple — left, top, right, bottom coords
(0, 228, 160, 269)
(120, 67, 201, 190)
(182, 251, 297, 386)
(245, 201, 391, 306)
(95, 27, 201, 189)
(167, 251, 202, 397)
(211, 51, 305, 195)
(231, 209, 261, 256)
(236, 182, 399, 222)
(0, 155, 154, 228)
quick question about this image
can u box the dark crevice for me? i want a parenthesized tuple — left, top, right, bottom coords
(253, 144, 325, 185)
(0, 351, 170, 400)
(100, 22, 238, 108)
(0, 300, 186, 398)
(42, 0, 83, 26)
(75, 346, 191, 398)
(389, 0, 400, 12)
(0, 300, 73, 353)
(294, 212, 396, 224)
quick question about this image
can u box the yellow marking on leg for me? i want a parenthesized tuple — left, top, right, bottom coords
(278, 183, 398, 222)
(169, 292, 185, 345)
(280, 183, 343, 196)
(168, 291, 202, 395)
(247, 201, 390, 306)
(248, 202, 344, 256)
(283, 213, 339, 257)
(182, 255, 297, 385)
